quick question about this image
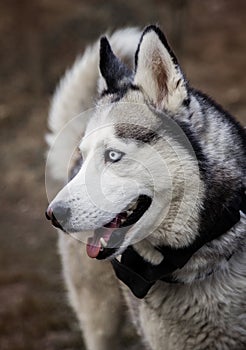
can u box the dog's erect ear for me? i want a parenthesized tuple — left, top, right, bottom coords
(100, 37, 132, 93)
(134, 25, 188, 111)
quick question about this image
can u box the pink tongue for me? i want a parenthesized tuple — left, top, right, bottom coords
(86, 217, 122, 259)
(86, 236, 101, 258)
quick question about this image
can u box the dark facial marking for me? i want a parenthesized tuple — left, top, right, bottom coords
(115, 123, 159, 144)
(68, 155, 83, 182)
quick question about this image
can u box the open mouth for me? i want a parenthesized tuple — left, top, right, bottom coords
(86, 195, 152, 260)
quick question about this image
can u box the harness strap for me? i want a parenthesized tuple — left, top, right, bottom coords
(111, 189, 246, 299)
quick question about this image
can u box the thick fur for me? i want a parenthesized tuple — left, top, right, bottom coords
(46, 26, 246, 350)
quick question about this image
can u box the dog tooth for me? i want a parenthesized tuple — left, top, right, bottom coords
(100, 237, 107, 248)
(126, 201, 137, 212)
(131, 203, 138, 210)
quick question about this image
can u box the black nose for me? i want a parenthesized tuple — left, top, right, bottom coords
(45, 202, 71, 231)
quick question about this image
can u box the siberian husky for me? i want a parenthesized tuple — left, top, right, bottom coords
(45, 26, 246, 350)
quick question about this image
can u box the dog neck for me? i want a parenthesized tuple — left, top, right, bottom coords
(111, 189, 246, 298)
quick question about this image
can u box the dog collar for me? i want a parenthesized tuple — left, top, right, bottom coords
(111, 189, 246, 299)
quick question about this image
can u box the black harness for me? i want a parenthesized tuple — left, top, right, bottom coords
(111, 190, 246, 299)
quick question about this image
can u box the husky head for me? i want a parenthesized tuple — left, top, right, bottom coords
(46, 26, 203, 260)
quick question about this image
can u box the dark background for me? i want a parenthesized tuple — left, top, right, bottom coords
(0, 1, 245, 349)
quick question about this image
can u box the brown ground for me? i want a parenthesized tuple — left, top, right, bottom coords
(0, 1, 245, 349)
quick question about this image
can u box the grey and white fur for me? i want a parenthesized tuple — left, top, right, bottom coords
(46, 26, 246, 350)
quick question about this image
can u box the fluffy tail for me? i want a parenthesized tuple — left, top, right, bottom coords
(46, 28, 141, 183)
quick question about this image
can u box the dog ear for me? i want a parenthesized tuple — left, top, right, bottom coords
(100, 37, 132, 93)
(134, 25, 188, 111)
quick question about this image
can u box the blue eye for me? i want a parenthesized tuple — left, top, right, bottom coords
(105, 149, 125, 163)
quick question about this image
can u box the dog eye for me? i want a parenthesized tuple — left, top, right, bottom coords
(105, 149, 125, 163)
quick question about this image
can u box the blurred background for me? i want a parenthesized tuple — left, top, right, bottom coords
(0, 0, 245, 349)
